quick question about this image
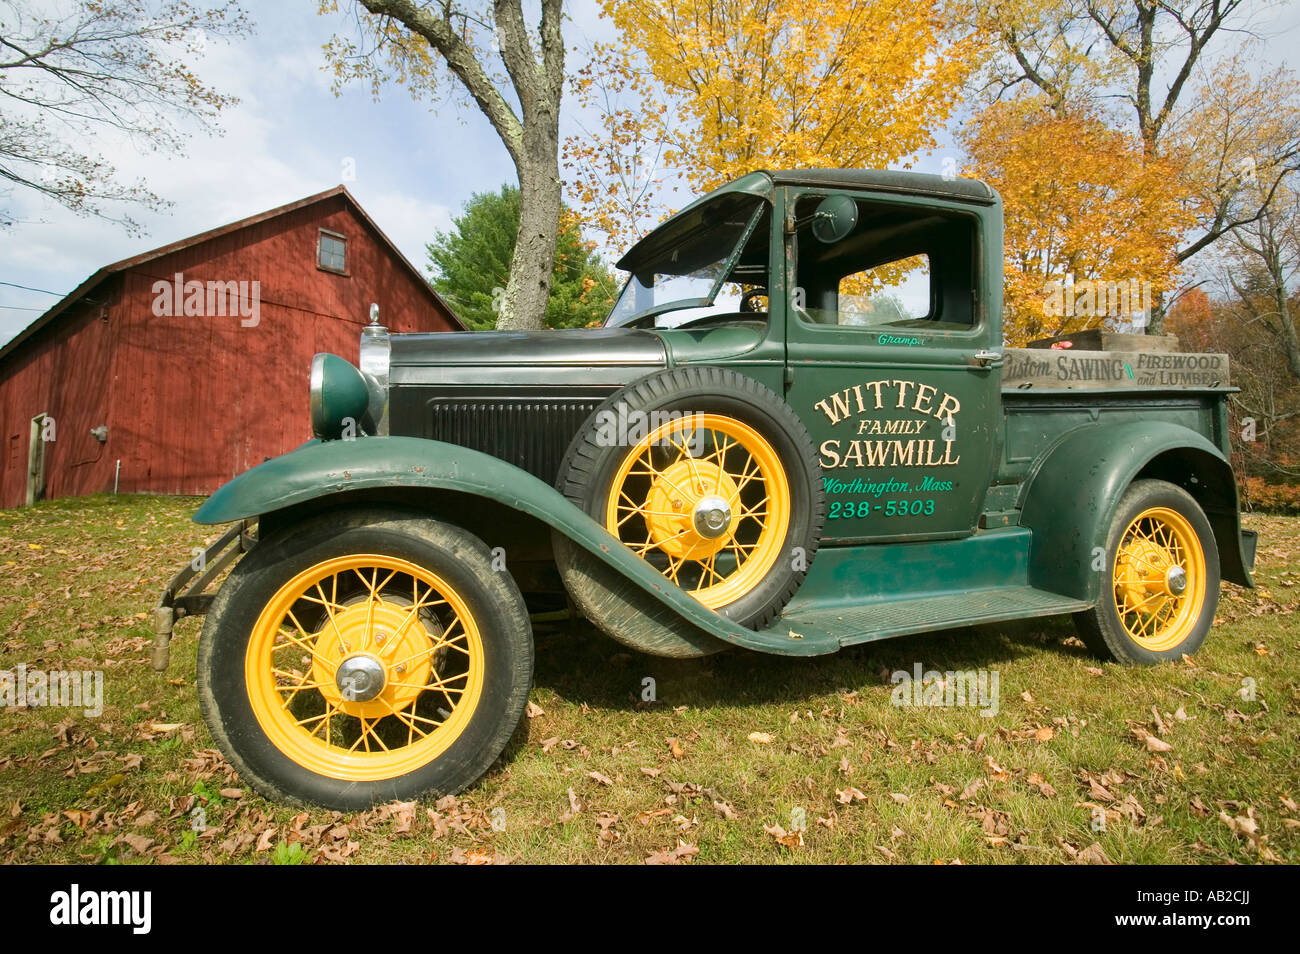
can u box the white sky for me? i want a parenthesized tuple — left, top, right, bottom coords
(1, 0, 1297, 345)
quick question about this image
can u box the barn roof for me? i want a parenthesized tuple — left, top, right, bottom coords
(0, 186, 462, 365)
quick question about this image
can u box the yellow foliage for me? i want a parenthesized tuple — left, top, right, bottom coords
(961, 97, 1193, 345)
(567, 0, 983, 252)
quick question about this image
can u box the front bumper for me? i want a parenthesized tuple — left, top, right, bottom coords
(151, 519, 256, 670)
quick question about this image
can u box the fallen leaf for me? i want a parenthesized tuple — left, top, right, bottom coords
(116, 833, 153, 855)
(390, 801, 416, 834)
(959, 779, 985, 800)
(644, 840, 699, 865)
(1077, 842, 1113, 865)
(764, 823, 804, 848)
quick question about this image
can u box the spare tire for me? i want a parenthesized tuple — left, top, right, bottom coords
(555, 366, 824, 639)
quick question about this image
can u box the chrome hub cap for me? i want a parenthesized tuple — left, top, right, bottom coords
(692, 495, 733, 539)
(1165, 565, 1188, 596)
(335, 654, 386, 702)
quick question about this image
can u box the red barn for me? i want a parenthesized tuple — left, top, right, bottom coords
(0, 186, 462, 509)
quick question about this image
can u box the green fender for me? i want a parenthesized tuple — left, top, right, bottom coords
(193, 436, 772, 653)
(1019, 420, 1253, 602)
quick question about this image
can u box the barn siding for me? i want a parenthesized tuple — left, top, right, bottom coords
(0, 192, 458, 509)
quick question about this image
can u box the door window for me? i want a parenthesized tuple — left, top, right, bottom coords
(791, 194, 976, 334)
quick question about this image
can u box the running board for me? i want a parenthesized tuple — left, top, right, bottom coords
(752, 586, 1091, 654)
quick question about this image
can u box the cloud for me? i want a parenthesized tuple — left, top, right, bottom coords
(352, 187, 453, 276)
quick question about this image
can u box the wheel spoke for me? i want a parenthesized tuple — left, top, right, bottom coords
(669, 432, 705, 489)
(390, 621, 465, 671)
(294, 705, 337, 730)
(376, 584, 446, 659)
(633, 526, 692, 555)
(279, 612, 333, 668)
(380, 697, 428, 743)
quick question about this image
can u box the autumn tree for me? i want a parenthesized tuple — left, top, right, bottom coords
(1219, 183, 1300, 380)
(563, 53, 667, 255)
(567, 0, 981, 255)
(1169, 278, 1300, 486)
(323, 0, 565, 331)
(960, 96, 1191, 344)
(427, 184, 617, 330)
(0, 0, 249, 233)
(1166, 55, 1300, 275)
(966, 0, 1300, 333)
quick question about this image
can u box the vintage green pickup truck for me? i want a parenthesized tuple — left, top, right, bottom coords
(156, 169, 1256, 808)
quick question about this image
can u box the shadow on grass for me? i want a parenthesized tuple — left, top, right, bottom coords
(531, 612, 1097, 713)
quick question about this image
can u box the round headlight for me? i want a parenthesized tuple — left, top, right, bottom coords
(310, 353, 377, 440)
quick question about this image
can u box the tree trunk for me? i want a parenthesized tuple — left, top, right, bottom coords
(1269, 255, 1300, 380)
(499, 137, 562, 331)
(353, 0, 566, 332)
(1146, 290, 1166, 336)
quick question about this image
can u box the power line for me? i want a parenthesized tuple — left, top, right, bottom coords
(0, 280, 65, 296)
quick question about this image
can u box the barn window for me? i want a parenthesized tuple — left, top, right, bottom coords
(318, 229, 347, 274)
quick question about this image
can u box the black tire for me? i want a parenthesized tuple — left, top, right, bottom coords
(555, 366, 824, 634)
(1074, 479, 1220, 666)
(550, 539, 729, 658)
(197, 508, 533, 810)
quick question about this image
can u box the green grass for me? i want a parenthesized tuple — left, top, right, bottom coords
(0, 493, 1296, 864)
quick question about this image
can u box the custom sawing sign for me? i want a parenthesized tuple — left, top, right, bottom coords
(1002, 350, 1231, 390)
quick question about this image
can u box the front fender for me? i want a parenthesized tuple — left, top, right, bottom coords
(193, 436, 764, 652)
(1019, 420, 1252, 602)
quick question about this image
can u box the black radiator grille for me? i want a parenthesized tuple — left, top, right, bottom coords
(414, 397, 606, 484)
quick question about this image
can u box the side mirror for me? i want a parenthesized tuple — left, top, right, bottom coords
(811, 195, 858, 244)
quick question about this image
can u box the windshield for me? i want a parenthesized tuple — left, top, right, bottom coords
(605, 194, 766, 327)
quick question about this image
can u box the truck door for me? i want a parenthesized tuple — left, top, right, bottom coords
(782, 187, 1001, 543)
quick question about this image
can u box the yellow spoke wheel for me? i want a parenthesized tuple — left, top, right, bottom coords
(245, 554, 485, 782)
(605, 413, 791, 609)
(556, 366, 822, 647)
(1074, 479, 1220, 666)
(1112, 507, 1206, 653)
